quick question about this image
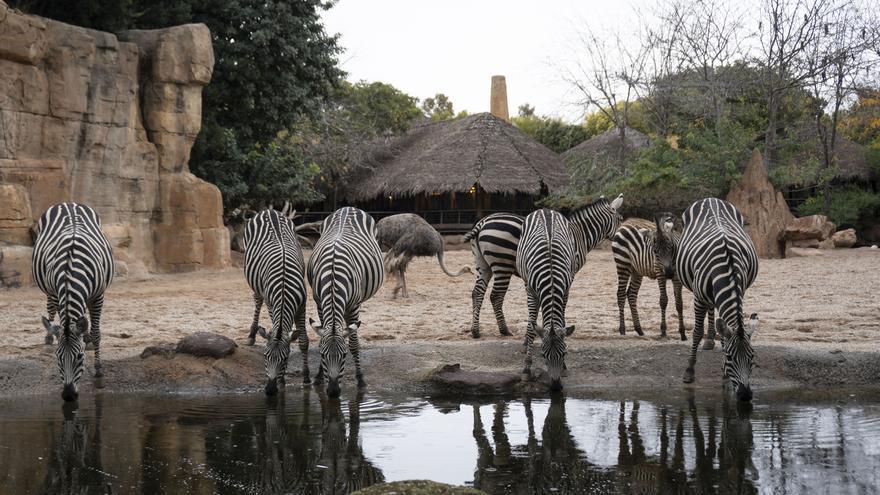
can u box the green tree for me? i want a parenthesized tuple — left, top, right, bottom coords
(421, 93, 456, 121)
(512, 108, 591, 153)
(11, 0, 344, 211)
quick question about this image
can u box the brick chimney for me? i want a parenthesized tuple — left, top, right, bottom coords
(490, 75, 509, 122)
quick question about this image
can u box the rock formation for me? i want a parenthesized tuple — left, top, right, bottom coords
(726, 149, 794, 258)
(0, 1, 229, 286)
(832, 228, 857, 248)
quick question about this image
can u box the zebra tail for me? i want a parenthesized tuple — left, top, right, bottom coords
(462, 221, 482, 242)
(436, 250, 472, 277)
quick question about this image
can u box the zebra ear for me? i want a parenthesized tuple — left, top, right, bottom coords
(41, 316, 57, 335)
(715, 318, 729, 338)
(610, 194, 623, 210)
(564, 325, 575, 336)
(75, 317, 88, 336)
(309, 318, 325, 337)
(533, 324, 546, 338)
(746, 313, 759, 337)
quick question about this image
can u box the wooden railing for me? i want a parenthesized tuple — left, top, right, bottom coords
(294, 209, 532, 233)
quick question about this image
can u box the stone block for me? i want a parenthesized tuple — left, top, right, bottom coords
(0, 59, 49, 114)
(784, 215, 836, 241)
(0, 183, 32, 244)
(0, 243, 33, 287)
(0, 3, 47, 65)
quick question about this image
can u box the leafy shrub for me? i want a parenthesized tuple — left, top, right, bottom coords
(796, 187, 880, 229)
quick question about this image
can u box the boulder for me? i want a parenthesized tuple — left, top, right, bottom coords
(0, 1, 48, 65)
(727, 149, 794, 258)
(429, 363, 520, 394)
(832, 228, 857, 248)
(175, 332, 237, 358)
(789, 238, 819, 249)
(784, 215, 836, 241)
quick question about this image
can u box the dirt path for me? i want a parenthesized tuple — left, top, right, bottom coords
(1, 248, 878, 398)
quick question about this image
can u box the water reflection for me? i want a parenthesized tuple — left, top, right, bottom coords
(0, 391, 878, 494)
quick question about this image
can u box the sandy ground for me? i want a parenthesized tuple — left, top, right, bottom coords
(0, 247, 878, 398)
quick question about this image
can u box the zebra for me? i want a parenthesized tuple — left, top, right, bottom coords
(307, 207, 384, 398)
(676, 198, 759, 401)
(243, 209, 310, 396)
(465, 194, 623, 338)
(611, 212, 686, 339)
(32, 203, 114, 402)
(516, 209, 576, 391)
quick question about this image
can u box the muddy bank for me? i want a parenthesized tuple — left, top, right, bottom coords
(1, 248, 878, 399)
(1, 337, 878, 399)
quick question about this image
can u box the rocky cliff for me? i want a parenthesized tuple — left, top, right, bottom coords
(0, 1, 229, 286)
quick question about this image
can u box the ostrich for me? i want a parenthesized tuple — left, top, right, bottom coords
(375, 214, 472, 298)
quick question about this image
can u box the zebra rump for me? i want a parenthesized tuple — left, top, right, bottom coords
(32, 203, 114, 402)
(676, 198, 759, 401)
(516, 209, 576, 391)
(243, 208, 309, 395)
(307, 207, 384, 398)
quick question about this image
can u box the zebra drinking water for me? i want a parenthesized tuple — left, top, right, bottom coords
(307, 207, 384, 398)
(32, 203, 114, 402)
(611, 212, 686, 339)
(465, 194, 623, 338)
(676, 198, 759, 401)
(516, 209, 577, 391)
(243, 209, 310, 396)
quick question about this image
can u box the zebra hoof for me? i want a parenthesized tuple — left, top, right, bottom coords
(44, 335, 54, 345)
(682, 369, 695, 384)
(679, 333, 687, 341)
(618, 328, 626, 336)
(499, 328, 512, 337)
(702, 340, 715, 350)
(303, 376, 312, 385)
(470, 331, 481, 339)
(634, 328, 644, 337)
(245, 337, 255, 346)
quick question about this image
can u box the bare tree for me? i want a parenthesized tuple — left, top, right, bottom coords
(661, 0, 747, 140)
(562, 26, 650, 173)
(804, 1, 880, 212)
(755, 0, 840, 168)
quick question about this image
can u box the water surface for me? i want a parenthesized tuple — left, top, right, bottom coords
(1, 390, 878, 494)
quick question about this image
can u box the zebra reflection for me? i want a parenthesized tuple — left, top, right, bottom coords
(41, 399, 107, 494)
(316, 391, 385, 495)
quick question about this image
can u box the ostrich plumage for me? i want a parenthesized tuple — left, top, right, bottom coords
(375, 214, 472, 298)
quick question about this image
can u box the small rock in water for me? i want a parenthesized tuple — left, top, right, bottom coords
(830, 349, 843, 354)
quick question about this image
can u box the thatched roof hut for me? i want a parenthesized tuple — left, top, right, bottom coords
(561, 127, 650, 169)
(346, 112, 568, 201)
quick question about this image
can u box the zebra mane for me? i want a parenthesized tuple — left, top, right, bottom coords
(563, 196, 609, 217)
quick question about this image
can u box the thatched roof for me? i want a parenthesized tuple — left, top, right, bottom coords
(346, 112, 568, 201)
(561, 127, 651, 165)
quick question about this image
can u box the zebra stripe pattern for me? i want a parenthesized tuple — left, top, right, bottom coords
(676, 198, 759, 401)
(466, 194, 623, 338)
(515, 209, 576, 391)
(611, 213, 686, 339)
(307, 207, 384, 398)
(243, 209, 309, 395)
(32, 203, 114, 402)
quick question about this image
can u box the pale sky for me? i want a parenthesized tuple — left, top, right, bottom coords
(321, 0, 649, 123)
